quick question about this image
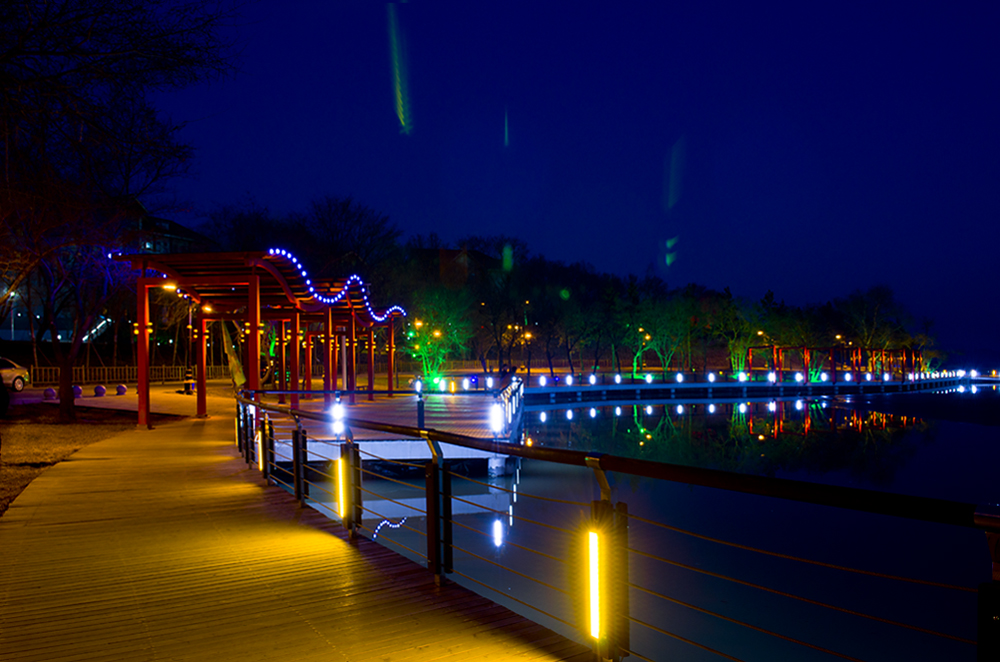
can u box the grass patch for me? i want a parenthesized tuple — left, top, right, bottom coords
(0, 403, 180, 516)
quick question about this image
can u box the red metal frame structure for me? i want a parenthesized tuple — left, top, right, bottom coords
(747, 345, 923, 382)
(117, 249, 405, 427)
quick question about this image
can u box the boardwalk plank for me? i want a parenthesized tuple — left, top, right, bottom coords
(0, 394, 590, 662)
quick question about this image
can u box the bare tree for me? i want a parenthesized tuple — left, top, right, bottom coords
(0, 0, 238, 420)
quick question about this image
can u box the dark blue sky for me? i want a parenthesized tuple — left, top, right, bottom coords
(155, 3, 999, 362)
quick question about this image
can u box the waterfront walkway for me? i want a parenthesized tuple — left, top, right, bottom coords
(0, 387, 591, 661)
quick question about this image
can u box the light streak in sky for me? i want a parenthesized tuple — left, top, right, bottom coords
(387, 4, 412, 135)
(504, 106, 509, 147)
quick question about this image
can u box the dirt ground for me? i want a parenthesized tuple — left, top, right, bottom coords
(0, 404, 180, 516)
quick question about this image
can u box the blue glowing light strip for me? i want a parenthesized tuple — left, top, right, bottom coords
(267, 248, 407, 321)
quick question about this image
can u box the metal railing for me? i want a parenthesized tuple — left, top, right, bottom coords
(30, 364, 231, 386)
(233, 390, 1000, 661)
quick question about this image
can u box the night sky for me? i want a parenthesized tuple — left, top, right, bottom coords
(154, 3, 999, 363)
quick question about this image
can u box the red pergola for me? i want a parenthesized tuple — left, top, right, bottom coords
(117, 249, 406, 426)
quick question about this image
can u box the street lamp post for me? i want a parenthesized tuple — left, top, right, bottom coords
(183, 302, 193, 395)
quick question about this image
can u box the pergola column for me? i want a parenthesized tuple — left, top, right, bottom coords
(324, 307, 334, 406)
(247, 274, 260, 392)
(304, 330, 313, 393)
(348, 313, 357, 405)
(137, 279, 151, 428)
(290, 313, 300, 408)
(277, 320, 286, 405)
(367, 327, 375, 401)
(387, 322, 395, 396)
(196, 316, 207, 418)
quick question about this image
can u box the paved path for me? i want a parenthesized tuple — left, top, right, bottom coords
(0, 387, 591, 661)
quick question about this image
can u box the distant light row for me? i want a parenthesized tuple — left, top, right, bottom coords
(267, 248, 406, 322)
(533, 369, 979, 387)
(536, 400, 828, 423)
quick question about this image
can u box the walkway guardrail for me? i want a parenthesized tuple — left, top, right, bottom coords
(30, 364, 231, 386)
(232, 389, 999, 661)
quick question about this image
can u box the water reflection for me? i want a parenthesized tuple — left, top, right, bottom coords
(525, 398, 933, 487)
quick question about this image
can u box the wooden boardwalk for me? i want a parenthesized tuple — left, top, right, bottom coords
(270, 391, 501, 440)
(0, 393, 591, 662)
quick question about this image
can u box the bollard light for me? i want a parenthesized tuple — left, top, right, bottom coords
(614, 406, 622, 416)
(540, 412, 548, 423)
(646, 373, 653, 384)
(414, 379, 423, 393)
(337, 457, 347, 519)
(738, 372, 747, 382)
(844, 372, 852, 382)
(675, 373, 683, 383)
(589, 374, 597, 385)
(708, 403, 716, 414)
(566, 374, 574, 386)
(708, 372, 716, 383)
(588, 531, 601, 639)
(462, 377, 470, 391)
(768, 401, 777, 412)
(866, 372, 873, 382)
(490, 403, 504, 433)
(820, 372, 829, 382)
(883, 373, 891, 382)
(739, 403, 747, 414)
(493, 519, 504, 548)
(614, 374, 622, 384)
(255, 430, 264, 472)
(676, 404, 684, 415)
(795, 399, 804, 411)
(589, 408, 597, 418)
(566, 409, 574, 420)
(768, 372, 777, 383)
(795, 372, 804, 383)
(486, 376, 494, 389)
(539, 375, 547, 387)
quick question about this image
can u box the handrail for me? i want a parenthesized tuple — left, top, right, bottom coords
(234, 391, 993, 533)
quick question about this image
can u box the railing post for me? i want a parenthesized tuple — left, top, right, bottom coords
(263, 415, 274, 483)
(339, 441, 360, 538)
(417, 392, 425, 428)
(977, 505, 1000, 660)
(235, 403, 244, 454)
(425, 459, 441, 580)
(585, 454, 627, 662)
(351, 441, 363, 540)
(442, 460, 453, 574)
(614, 501, 631, 659)
(292, 424, 305, 503)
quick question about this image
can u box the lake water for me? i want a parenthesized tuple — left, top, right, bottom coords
(338, 385, 1000, 661)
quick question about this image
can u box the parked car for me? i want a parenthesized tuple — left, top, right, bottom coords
(0, 357, 29, 392)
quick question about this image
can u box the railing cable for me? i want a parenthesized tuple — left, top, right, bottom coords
(628, 546, 976, 644)
(626, 511, 977, 593)
(629, 582, 867, 661)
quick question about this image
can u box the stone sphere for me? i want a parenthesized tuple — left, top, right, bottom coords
(116, 384, 128, 395)
(72, 385, 83, 398)
(94, 385, 106, 397)
(43, 388, 57, 400)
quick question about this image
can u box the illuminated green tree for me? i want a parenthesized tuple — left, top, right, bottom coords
(712, 288, 759, 374)
(404, 286, 473, 380)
